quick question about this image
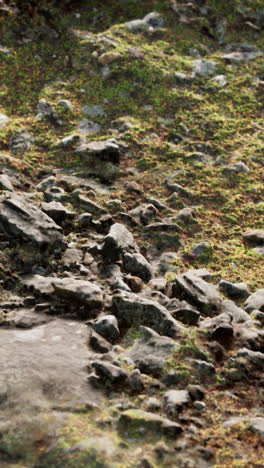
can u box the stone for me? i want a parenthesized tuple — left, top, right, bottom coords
(102, 223, 139, 262)
(124, 326, 177, 377)
(158, 252, 178, 274)
(118, 410, 183, 439)
(210, 323, 234, 345)
(91, 361, 128, 387)
(89, 330, 112, 354)
(44, 186, 68, 203)
(125, 275, 144, 293)
(172, 270, 222, 316)
(41, 201, 75, 225)
(221, 300, 250, 323)
(78, 118, 101, 135)
(163, 390, 190, 417)
(127, 369, 144, 394)
(187, 385, 205, 401)
(218, 280, 250, 299)
(210, 74, 227, 87)
(224, 162, 250, 173)
(57, 99, 73, 111)
(61, 248, 83, 266)
(0, 174, 13, 191)
(111, 292, 184, 337)
(245, 289, 264, 312)
(83, 104, 105, 118)
(248, 418, 264, 437)
(78, 212, 93, 228)
(222, 50, 262, 63)
(76, 195, 106, 216)
(192, 60, 217, 76)
(172, 307, 200, 326)
(126, 12, 164, 33)
(36, 98, 62, 126)
(98, 52, 121, 65)
(0, 113, 10, 128)
(75, 139, 120, 164)
(36, 175, 56, 192)
(58, 134, 81, 147)
(191, 242, 212, 258)
(0, 192, 64, 248)
(90, 315, 120, 344)
(9, 131, 33, 155)
(129, 203, 157, 226)
(52, 278, 104, 309)
(237, 348, 264, 370)
(243, 229, 264, 245)
(123, 252, 153, 282)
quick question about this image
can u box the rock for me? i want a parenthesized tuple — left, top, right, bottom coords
(61, 248, 83, 266)
(123, 252, 153, 282)
(0, 192, 64, 248)
(36, 98, 62, 125)
(210, 323, 234, 345)
(237, 348, 264, 370)
(0, 307, 53, 329)
(36, 175, 56, 192)
(191, 242, 212, 258)
(90, 315, 120, 344)
(0, 174, 13, 191)
(248, 418, 264, 437)
(78, 118, 101, 135)
(102, 223, 139, 262)
(222, 50, 262, 63)
(118, 410, 183, 439)
(163, 390, 190, 417)
(57, 99, 73, 111)
(58, 134, 81, 147)
(126, 12, 164, 33)
(52, 278, 104, 309)
(172, 270, 222, 316)
(75, 194, 107, 216)
(125, 275, 144, 293)
(172, 307, 200, 326)
(145, 397, 162, 412)
(144, 222, 180, 234)
(83, 104, 105, 118)
(192, 60, 217, 76)
(127, 369, 144, 394)
(124, 326, 177, 377)
(98, 52, 121, 65)
(129, 203, 157, 226)
(41, 201, 75, 225)
(9, 131, 33, 155)
(157, 252, 178, 274)
(218, 280, 250, 299)
(0, 113, 10, 128)
(221, 300, 250, 323)
(111, 292, 184, 337)
(89, 330, 112, 354)
(210, 74, 227, 87)
(243, 229, 264, 245)
(224, 162, 250, 173)
(191, 359, 216, 376)
(111, 277, 131, 292)
(75, 139, 120, 164)
(44, 186, 68, 203)
(78, 212, 93, 228)
(91, 361, 128, 387)
(245, 289, 264, 312)
(187, 385, 205, 401)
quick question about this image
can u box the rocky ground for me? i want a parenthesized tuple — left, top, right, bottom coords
(0, 1, 263, 467)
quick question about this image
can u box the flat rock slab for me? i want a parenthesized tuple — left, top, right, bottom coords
(0, 319, 103, 456)
(245, 289, 264, 312)
(23, 275, 104, 309)
(0, 192, 63, 247)
(172, 270, 222, 316)
(118, 409, 183, 439)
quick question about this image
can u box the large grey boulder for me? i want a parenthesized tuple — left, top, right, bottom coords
(118, 409, 183, 439)
(111, 291, 184, 337)
(102, 223, 139, 262)
(0, 192, 64, 248)
(245, 289, 264, 312)
(172, 270, 222, 315)
(123, 252, 153, 282)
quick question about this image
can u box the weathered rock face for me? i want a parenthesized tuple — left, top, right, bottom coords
(124, 326, 177, 377)
(101, 223, 139, 262)
(111, 291, 184, 337)
(0, 193, 64, 248)
(75, 139, 120, 164)
(123, 252, 154, 282)
(118, 409, 183, 439)
(22, 275, 104, 310)
(172, 270, 222, 316)
(245, 289, 264, 312)
(0, 319, 104, 461)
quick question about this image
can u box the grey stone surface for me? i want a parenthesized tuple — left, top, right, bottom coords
(123, 252, 153, 282)
(102, 223, 139, 262)
(0, 192, 63, 247)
